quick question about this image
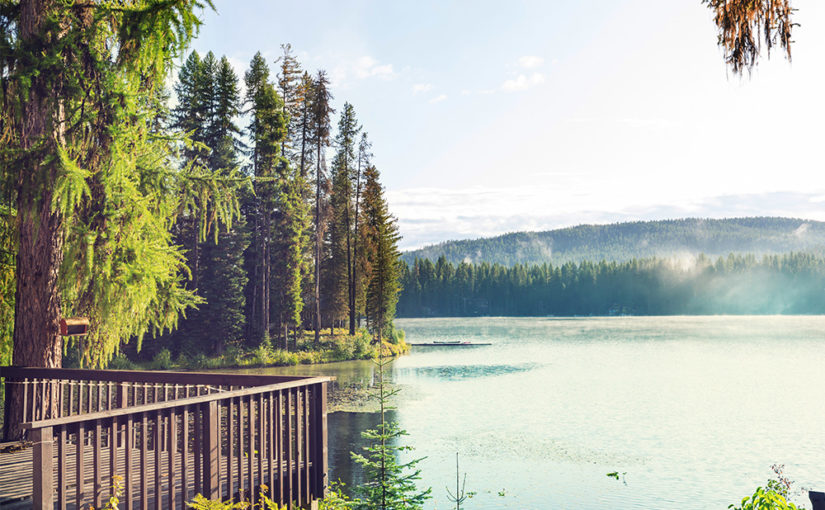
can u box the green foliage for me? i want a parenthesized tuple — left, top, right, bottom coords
(319, 481, 356, 509)
(385, 323, 405, 345)
(160, 48, 249, 358)
(728, 486, 801, 510)
(186, 493, 249, 509)
(362, 166, 402, 342)
(185, 485, 354, 510)
(100, 475, 125, 510)
(351, 352, 431, 509)
(0, 203, 14, 366)
(107, 354, 139, 370)
(0, 0, 246, 368)
(152, 348, 173, 369)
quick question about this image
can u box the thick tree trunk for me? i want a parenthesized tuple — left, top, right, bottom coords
(4, 0, 64, 442)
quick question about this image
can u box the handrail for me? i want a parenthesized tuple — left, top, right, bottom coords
(3, 367, 331, 509)
(1, 366, 316, 386)
(22, 375, 332, 429)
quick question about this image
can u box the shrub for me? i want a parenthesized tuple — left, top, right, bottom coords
(152, 348, 173, 370)
(728, 486, 800, 510)
(108, 354, 138, 370)
(385, 323, 405, 344)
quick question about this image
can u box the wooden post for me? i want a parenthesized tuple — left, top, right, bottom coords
(202, 401, 220, 500)
(32, 426, 54, 509)
(311, 383, 328, 500)
(118, 383, 127, 448)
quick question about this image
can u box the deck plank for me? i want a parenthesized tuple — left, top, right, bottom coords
(0, 444, 310, 509)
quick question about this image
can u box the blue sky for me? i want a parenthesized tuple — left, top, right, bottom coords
(189, 1, 825, 249)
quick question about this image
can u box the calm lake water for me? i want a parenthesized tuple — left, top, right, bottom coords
(250, 316, 825, 509)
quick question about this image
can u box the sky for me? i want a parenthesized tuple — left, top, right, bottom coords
(188, 0, 825, 250)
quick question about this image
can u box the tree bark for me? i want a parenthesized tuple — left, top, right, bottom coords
(4, 0, 64, 442)
(314, 145, 322, 346)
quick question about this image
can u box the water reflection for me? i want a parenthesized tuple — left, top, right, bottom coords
(328, 410, 398, 490)
(396, 362, 540, 381)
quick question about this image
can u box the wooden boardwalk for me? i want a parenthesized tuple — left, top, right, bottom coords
(1, 368, 330, 510)
(0, 442, 312, 509)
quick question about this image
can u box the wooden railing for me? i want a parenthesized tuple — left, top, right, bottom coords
(2, 368, 330, 510)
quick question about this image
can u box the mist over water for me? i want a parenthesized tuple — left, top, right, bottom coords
(263, 317, 825, 509)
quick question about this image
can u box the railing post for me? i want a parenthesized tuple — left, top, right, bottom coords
(202, 400, 220, 500)
(32, 426, 54, 509)
(311, 382, 328, 500)
(118, 383, 127, 447)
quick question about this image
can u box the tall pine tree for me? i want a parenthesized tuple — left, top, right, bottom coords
(327, 103, 361, 334)
(243, 53, 287, 346)
(309, 70, 334, 342)
(165, 51, 248, 356)
(352, 132, 373, 329)
(362, 165, 402, 342)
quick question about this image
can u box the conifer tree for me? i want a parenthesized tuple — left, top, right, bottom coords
(295, 71, 317, 331)
(352, 351, 431, 509)
(164, 50, 249, 356)
(296, 72, 316, 180)
(244, 52, 287, 346)
(1, 0, 225, 440)
(309, 70, 334, 343)
(271, 166, 309, 347)
(362, 165, 402, 342)
(329, 103, 361, 334)
(326, 151, 353, 332)
(352, 132, 373, 328)
(276, 43, 303, 161)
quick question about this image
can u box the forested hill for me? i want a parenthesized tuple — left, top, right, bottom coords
(401, 217, 825, 266)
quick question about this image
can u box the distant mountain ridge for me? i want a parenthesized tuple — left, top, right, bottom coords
(401, 217, 825, 266)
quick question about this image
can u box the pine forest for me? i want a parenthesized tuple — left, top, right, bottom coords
(0, 31, 404, 369)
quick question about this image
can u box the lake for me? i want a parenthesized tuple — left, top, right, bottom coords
(250, 316, 825, 509)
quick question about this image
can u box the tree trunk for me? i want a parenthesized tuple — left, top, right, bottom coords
(4, 0, 63, 442)
(314, 146, 322, 346)
(352, 159, 363, 331)
(346, 199, 354, 336)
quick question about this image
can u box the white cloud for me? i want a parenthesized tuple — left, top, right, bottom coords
(429, 94, 448, 104)
(353, 56, 395, 79)
(517, 55, 544, 69)
(502, 72, 545, 92)
(412, 83, 433, 94)
(331, 56, 396, 86)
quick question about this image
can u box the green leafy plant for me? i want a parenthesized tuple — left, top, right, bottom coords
(186, 493, 250, 509)
(318, 481, 356, 510)
(152, 348, 174, 370)
(606, 471, 627, 484)
(96, 475, 124, 510)
(728, 486, 801, 510)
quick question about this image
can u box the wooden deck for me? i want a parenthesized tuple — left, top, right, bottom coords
(0, 442, 313, 509)
(1, 368, 331, 510)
